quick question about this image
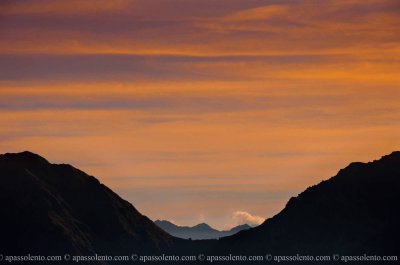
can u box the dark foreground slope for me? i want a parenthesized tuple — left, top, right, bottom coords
(217, 152, 400, 257)
(0, 151, 178, 262)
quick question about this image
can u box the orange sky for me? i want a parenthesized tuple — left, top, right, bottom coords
(0, 0, 399, 229)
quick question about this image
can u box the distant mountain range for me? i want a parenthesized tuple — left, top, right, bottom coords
(1, 151, 399, 264)
(155, 220, 251, 239)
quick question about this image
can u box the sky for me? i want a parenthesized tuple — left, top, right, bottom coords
(0, 0, 399, 229)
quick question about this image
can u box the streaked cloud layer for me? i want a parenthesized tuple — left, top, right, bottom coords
(1, 0, 399, 228)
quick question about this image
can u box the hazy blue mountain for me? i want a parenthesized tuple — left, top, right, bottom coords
(155, 220, 251, 239)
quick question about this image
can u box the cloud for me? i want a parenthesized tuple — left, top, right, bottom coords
(232, 211, 265, 227)
(1, 0, 398, 58)
(3, 0, 131, 15)
(222, 5, 288, 22)
(0, 0, 399, 230)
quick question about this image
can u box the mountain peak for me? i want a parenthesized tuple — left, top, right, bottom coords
(229, 224, 251, 232)
(219, 151, 400, 255)
(0, 151, 176, 257)
(155, 220, 252, 240)
(193, 223, 212, 229)
(0, 151, 49, 166)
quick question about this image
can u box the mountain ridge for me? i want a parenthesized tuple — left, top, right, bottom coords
(0, 151, 179, 263)
(1, 150, 399, 264)
(155, 220, 251, 239)
(216, 151, 400, 257)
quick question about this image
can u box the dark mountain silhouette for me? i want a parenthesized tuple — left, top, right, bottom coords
(228, 224, 252, 234)
(1, 150, 399, 264)
(0, 151, 179, 264)
(215, 151, 400, 259)
(155, 220, 251, 239)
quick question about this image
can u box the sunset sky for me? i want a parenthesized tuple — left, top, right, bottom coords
(1, 0, 399, 229)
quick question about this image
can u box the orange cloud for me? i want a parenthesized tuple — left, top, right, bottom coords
(222, 5, 288, 22)
(0, 0, 399, 229)
(3, 0, 132, 15)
